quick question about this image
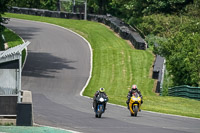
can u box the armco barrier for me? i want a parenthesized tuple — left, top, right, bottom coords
(152, 54, 165, 93)
(8, 7, 147, 50)
(168, 85, 200, 100)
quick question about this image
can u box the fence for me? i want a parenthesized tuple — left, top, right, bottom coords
(168, 85, 200, 100)
(8, 7, 147, 50)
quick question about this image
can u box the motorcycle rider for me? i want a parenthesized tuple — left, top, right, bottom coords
(93, 88, 108, 111)
(126, 84, 143, 109)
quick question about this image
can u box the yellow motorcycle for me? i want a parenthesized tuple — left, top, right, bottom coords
(128, 92, 142, 117)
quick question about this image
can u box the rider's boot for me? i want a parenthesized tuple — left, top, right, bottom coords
(126, 100, 130, 109)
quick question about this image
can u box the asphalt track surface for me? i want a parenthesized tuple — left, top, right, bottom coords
(6, 18, 200, 133)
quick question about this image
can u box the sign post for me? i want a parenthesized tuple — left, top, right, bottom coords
(84, 0, 87, 20)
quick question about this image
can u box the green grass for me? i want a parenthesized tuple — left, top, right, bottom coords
(3, 28, 25, 65)
(3, 28, 23, 48)
(3, 13, 200, 118)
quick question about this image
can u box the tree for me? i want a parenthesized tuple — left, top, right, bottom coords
(156, 32, 200, 87)
(88, 0, 111, 14)
(108, 0, 193, 22)
(8, 0, 41, 8)
(8, 0, 57, 11)
(40, 0, 58, 11)
(0, 0, 10, 50)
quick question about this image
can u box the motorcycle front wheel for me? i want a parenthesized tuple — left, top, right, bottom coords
(133, 106, 138, 117)
(98, 114, 102, 118)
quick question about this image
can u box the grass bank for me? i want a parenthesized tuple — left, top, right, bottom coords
(4, 13, 200, 118)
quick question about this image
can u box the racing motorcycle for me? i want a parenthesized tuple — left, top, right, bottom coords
(128, 92, 142, 117)
(94, 93, 108, 118)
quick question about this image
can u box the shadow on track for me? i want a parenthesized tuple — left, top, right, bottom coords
(22, 51, 76, 78)
(6, 25, 41, 40)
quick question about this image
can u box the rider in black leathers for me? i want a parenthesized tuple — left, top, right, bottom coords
(93, 88, 108, 111)
(126, 85, 143, 109)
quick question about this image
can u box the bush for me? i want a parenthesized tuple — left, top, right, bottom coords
(132, 12, 200, 87)
(156, 32, 200, 87)
(145, 34, 167, 48)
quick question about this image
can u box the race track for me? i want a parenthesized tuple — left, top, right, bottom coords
(6, 18, 200, 133)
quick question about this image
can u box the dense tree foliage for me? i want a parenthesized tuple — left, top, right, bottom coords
(135, 2, 200, 87)
(155, 32, 200, 86)
(88, 0, 192, 19)
(88, 0, 110, 14)
(8, 0, 59, 11)
(0, 0, 10, 50)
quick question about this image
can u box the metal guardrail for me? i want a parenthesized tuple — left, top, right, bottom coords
(168, 85, 200, 100)
(152, 54, 165, 93)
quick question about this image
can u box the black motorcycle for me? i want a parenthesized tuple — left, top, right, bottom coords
(94, 93, 108, 118)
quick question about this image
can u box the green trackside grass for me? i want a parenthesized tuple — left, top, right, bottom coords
(3, 28, 23, 47)
(3, 28, 25, 64)
(4, 13, 200, 118)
